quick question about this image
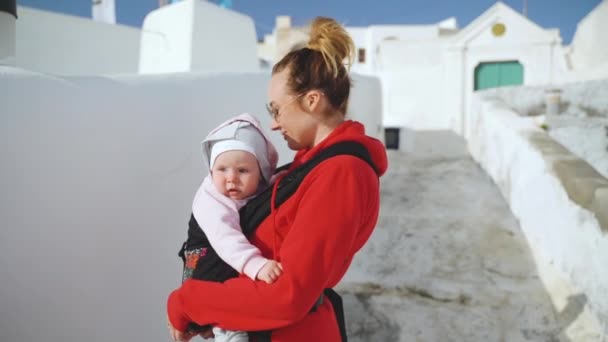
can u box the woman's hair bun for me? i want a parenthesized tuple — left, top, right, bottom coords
(307, 17, 355, 77)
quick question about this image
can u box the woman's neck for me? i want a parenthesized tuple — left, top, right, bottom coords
(313, 114, 345, 146)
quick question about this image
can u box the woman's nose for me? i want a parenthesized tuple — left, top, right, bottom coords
(270, 119, 280, 131)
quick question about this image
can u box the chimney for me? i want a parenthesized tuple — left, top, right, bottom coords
(92, 0, 116, 24)
(0, 0, 16, 64)
(276, 16, 292, 30)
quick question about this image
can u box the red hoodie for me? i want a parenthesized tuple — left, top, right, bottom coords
(168, 120, 388, 341)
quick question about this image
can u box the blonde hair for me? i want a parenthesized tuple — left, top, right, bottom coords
(273, 17, 355, 115)
(306, 17, 355, 78)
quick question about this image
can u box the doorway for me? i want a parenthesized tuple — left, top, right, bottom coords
(474, 61, 523, 91)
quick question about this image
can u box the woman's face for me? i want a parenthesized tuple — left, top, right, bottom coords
(267, 70, 318, 151)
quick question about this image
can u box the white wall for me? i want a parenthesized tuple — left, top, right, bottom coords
(257, 32, 277, 65)
(363, 27, 457, 130)
(15, 6, 140, 75)
(448, 3, 562, 136)
(369, 25, 438, 42)
(347, 27, 372, 75)
(348, 3, 565, 134)
(365, 25, 438, 72)
(559, 61, 608, 83)
(568, 0, 608, 71)
(461, 44, 557, 137)
(346, 27, 367, 50)
(138, 1, 193, 74)
(139, 0, 258, 74)
(458, 5, 560, 87)
(466, 93, 608, 334)
(557, 1, 608, 83)
(0, 11, 15, 63)
(442, 47, 466, 133)
(0, 67, 383, 342)
(350, 73, 384, 140)
(378, 40, 448, 129)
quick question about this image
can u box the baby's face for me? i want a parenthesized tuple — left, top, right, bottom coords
(211, 150, 261, 200)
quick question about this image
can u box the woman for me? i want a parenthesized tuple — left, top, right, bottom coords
(167, 16, 388, 341)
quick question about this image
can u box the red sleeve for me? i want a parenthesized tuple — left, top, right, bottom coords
(167, 156, 379, 332)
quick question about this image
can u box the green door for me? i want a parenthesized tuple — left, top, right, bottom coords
(474, 61, 523, 90)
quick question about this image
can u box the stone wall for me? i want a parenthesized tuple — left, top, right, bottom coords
(466, 90, 608, 331)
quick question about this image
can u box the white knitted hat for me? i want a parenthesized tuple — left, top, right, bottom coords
(209, 139, 257, 169)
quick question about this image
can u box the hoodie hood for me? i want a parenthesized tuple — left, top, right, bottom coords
(202, 113, 278, 184)
(291, 120, 388, 176)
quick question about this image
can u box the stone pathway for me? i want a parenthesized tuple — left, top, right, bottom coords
(339, 131, 582, 342)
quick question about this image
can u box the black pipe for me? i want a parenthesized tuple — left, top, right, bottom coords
(0, 0, 17, 19)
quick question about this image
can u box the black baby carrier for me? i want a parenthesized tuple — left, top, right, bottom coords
(179, 141, 379, 342)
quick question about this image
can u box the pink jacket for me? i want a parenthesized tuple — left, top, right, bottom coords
(191, 113, 278, 280)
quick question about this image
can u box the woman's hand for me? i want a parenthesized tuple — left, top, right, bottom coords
(256, 260, 283, 284)
(167, 315, 195, 341)
(197, 329, 215, 339)
(167, 314, 215, 341)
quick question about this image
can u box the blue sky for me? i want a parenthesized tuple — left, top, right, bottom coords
(17, 0, 601, 43)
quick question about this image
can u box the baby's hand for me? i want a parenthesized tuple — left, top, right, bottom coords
(256, 260, 283, 284)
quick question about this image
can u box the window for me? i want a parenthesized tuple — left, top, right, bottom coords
(358, 48, 366, 63)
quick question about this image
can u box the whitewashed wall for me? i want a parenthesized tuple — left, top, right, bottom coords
(348, 2, 565, 135)
(409, 38, 560, 135)
(346, 27, 372, 75)
(568, 0, 608, 72)
(0, 67, 382, 342)
(442, 47, 467, 133)
(14, 6, 140, 75)
(368, 25, 438, 43)
(378, 40, 449, 129)
(466, 93, 608, 334)
(557, 1, 608, 83)
(362, 25, 438, 72)
(350, 73, 384, 139)
(447, 3, 562, 136)
(139, 0, 258, 74)
(461, 43, 557, 136)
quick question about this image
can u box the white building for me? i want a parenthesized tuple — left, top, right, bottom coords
(559, 0, 608, 82)
(3, 1, 605, 138)
(0, 0, 259, 75)
(257, 16, 309, 67)
(258, 2, 572, 138)
(11, 6, 141, 75)
(443, 2, 562, 136)
(139, 0, 259, 73)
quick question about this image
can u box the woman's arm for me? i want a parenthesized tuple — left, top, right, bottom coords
(168, 156, 379, 332)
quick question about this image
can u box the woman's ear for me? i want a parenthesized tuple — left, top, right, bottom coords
(305, 90, 324, 112)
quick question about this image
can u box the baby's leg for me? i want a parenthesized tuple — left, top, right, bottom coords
(212, 327, 249, 342)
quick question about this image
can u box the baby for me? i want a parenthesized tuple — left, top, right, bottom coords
(178, 114, 282, 342)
